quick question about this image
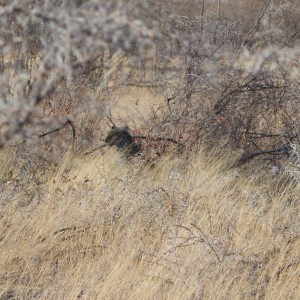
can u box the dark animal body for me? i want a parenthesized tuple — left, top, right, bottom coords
(105, 126, 140, 155)
(105, 126, 133, 148)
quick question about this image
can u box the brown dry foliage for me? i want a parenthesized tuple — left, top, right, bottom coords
(0, 1, 300, 299)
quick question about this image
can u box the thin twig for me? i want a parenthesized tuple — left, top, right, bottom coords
(38, 118, 76, 140)
(83, 143, 107, 156)
(133, 135, 184, 148)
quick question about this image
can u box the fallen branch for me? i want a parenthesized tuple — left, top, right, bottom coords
(236, 143, 291, 166)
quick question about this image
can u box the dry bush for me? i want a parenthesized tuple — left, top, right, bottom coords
(0, 0, 161, 162)
(1, 2, 300, 298)
(141, 0, 300, 168)
(1, 0, 299, 168)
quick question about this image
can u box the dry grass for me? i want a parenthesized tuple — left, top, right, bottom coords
(1, 1, 300, 298)
(0, 143, 299, 299)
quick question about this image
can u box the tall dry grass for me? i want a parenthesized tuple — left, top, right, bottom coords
(0, 144, 299, 299)
(0, 1, 300, 298)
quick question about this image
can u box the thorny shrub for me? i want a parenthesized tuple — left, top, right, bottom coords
(0, 0, 300, 169)
(144, 0, 300, 168)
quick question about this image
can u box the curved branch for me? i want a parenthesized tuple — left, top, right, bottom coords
(38, 118, 76, 140)
(236, 144, 291, 166)
(83, 143, 107, 156)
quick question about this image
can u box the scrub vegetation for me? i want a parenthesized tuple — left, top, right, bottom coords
(0, 0, 300, 299)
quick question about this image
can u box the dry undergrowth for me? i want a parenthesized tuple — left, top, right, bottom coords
(0, 1, 300, 298)
(0, 145, 299, 299)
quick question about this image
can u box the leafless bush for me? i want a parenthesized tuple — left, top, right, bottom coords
(0, 0, 160, 156)
(1, 0, 300, 169)
(143, 0, 300, 168)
